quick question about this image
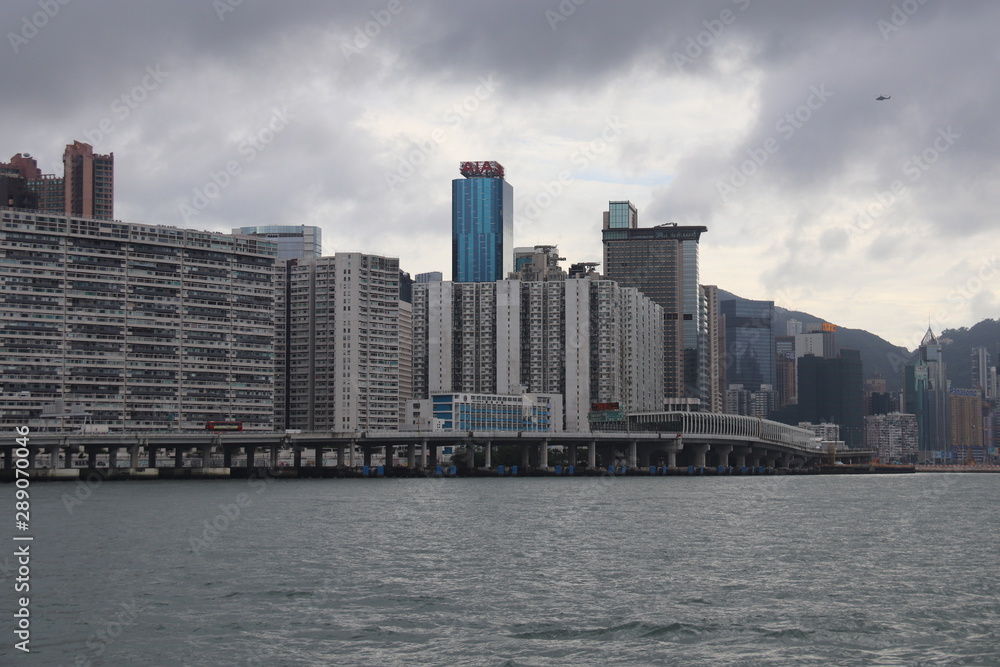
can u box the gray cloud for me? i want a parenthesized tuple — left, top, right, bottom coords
(2, 0, 999, 346)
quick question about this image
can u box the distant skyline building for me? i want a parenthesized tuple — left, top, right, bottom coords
(904, 327, 950, 456)
(796, 350, 865, 448)
(865, 412, 919, 463)
(601, 200, 708, 402)
(721, 298, 774, 392)
(1, 141, 114, 220)
(795, 326, 837, 359)
(702, 285, 725, 413)
(233, 225, 321, 259)
(971, 346, 992, 397)
(415, 271, 443, 284)
(950, 387, 985, 461)
(452, 160, 513, 283)
(511, 245, 566, 281)
(63, 141, 114, 220)
(725, 385, 777, 418)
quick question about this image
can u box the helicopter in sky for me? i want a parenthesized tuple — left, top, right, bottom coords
(876, 94, 891, 101)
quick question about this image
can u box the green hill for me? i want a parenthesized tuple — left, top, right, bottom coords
(938, 319, 1000, 389)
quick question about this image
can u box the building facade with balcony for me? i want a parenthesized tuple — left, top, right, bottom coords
(0, 209, 276, 432)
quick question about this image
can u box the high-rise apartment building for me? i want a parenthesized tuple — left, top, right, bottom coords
(865, 412, 919, 462)
(275, 253, 401, 432)
(601, 201, 708, 402)
(0, 209, 276, 432)
(63, 141, 114, 220)
(234, 225, 322, 260)
(397, 300, 413, 428)
(412, 276, 664, 431)
(1, 142, 114, 220)
(452, 161, 512, 283)
(701, 285, 725, 413)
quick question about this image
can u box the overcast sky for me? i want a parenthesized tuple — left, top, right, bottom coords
(3, 0, 998, 349)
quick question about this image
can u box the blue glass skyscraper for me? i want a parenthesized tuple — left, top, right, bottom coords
(452, 161, 513, 282)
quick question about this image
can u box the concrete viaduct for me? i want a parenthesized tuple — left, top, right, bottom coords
(2, 412, 873, 477)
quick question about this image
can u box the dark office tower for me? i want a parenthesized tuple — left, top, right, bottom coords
(63, 141, 114, 220)
(720, 298, 774, 392)
(601, 201, 708, 401)
(399, 271, 414, 304)
(0, 175, 38, 209)
(797, 350, 864, 448)
(234, 225, 322, 260)
(452, 161, 513, 283)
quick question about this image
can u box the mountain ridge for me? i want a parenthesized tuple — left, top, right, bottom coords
(718, 289, 912, 393)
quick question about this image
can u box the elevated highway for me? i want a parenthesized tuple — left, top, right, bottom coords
(2, 412, 873, 476)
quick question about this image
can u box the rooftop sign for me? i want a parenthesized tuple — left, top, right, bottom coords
(460, 161, 505, 178)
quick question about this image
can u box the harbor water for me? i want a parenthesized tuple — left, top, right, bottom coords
(6, 473, 1000, 665)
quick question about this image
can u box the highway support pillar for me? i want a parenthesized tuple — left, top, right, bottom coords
(713, 444, 733, 468)
(690, 444, 709, 468)
(732, 446, 749, 468)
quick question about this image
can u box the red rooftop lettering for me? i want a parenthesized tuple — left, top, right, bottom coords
(460, 161, 505, 178)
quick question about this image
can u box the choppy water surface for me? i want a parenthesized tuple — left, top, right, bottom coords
(6, 473, 1000, 665)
